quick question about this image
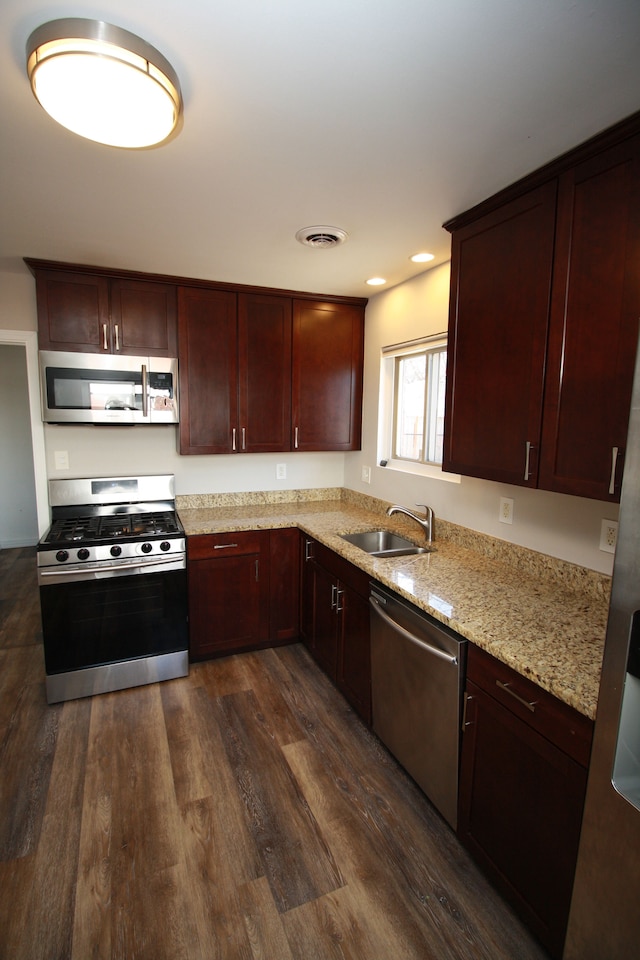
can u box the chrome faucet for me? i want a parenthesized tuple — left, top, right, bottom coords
(386, 503, 434, 544)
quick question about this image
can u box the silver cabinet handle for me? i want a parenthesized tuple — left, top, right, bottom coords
(232, 428, 237, 451)
(213, 542, 239, 549)
(242, 427, 246, 451)
(114, 324, 120, 351)
(462, 692, 474, 731)
(331, 583, 338, 610)
(102, 323, 109, 351)
(609, 446, 619, 495)
(496, 679, 537, 712)
(304, 539, 314, 561)
(524, 441, 532, 480)
(335, 588, 344, 613)
(294, 426, 299, 449)
(141, 364, 148, 417)
(255, 559, 259, 581)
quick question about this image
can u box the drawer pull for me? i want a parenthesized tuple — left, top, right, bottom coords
(304, 539, 314, 561)
(213, 543, 239, 550)
(496, 679, 537, 713)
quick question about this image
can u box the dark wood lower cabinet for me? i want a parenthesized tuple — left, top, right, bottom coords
(458, 645, 593, 959)
(187, 531, 270, 659)
(300, 535, 371, 725)
(188, 528, 300, 660)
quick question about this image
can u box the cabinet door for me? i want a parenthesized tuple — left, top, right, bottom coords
(459, 679, 588, 958)
(35, 270, 109, 352)
(336, 582, 371, 725)
(299, 535, 316, 647)
(187, 532, 269, 659)
(539, 137, 640, 500)
(110, 278, 177, 356)
(292, 300, 364, 451)
(238, 294, 292, 452)
(178, 287, 238, 454)
(269, 527, 300, 643)
(311, 561, 339, 680)
(443, 183, 557, 485)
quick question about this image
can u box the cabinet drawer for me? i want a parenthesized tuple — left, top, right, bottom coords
(187, 531, 266, 560)
(467, 644, 593, 767)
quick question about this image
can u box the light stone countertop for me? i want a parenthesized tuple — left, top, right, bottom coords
(177, 491, 610, 720)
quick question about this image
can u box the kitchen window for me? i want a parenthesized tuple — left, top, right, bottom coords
(378, 334, 459, 482)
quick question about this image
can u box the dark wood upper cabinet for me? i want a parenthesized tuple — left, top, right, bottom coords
(26, 261, 177, 357)
(443, 183, 557, 485)
(443, 113, 640, 501)
(177, 286, 238, 455)
(238, 293, 292, 453)
(539, 137, 640, 500)
(292, 300, 365, 452)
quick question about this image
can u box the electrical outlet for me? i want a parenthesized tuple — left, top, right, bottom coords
(276, 463, 286, 480)
(361, 465, 371, 484)
(599, 519, 618, 553)
(499, 497, 514, 524)
(54, 450, 69, 470)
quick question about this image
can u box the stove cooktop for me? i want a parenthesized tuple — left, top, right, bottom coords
(43, 510, 182, 546)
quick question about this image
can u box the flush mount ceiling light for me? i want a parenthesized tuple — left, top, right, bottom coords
(295, 226, 349, 249)
(366, 277, 386, 286)
(26, 18, 182, 148)
(410, 252, 435, 263)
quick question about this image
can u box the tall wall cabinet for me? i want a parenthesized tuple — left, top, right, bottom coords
(443, 113, 640, 502)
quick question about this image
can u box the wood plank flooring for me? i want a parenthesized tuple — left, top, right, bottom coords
(0, 546, 551, 959)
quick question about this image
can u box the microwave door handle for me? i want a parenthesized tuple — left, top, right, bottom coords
(141, 364, 148, 418)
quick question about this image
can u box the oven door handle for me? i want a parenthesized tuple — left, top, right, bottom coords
(39, 555, 184, 578)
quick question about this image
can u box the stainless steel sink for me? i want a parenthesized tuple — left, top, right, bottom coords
(339, 530, 431, 557)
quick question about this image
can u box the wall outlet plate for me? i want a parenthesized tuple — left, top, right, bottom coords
(499, 497, 514, 524)
(599, 519, 618, 553)
(276, 463, 286, 480)
(361, 465, 371, 484)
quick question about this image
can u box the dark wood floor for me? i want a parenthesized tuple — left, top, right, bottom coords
(0, 546, 550, 960)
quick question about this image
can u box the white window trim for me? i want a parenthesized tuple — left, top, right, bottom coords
(377, 333, 461, 484)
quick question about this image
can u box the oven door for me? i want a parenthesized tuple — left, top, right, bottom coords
(39, 565, 188, 680)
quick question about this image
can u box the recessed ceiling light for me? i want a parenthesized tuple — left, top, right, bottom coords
(26, 18, 182, 148)
(366, 277, 386, 286)
(410, 252, 435, 263)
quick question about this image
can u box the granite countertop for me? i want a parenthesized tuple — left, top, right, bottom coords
(177, 492, 610, 720)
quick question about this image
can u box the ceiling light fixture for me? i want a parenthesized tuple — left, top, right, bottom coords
(26, 18, 182, 148)
(366, 277, 386, 286)
(410, 252, 435, 263)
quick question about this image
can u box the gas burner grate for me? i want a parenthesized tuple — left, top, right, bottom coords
(44, 510, 181, 544)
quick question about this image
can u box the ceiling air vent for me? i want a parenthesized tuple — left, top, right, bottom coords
(295, 225, 349, 248)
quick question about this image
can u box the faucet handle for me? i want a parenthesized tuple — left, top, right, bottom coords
(415, 503, 432, 515)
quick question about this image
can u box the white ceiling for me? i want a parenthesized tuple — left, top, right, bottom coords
(2, 0, 640, 299)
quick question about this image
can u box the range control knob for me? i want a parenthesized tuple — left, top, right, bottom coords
(56, 550, 69, 563)
(160, 541, 171, 552)
(141, 542, 153, 554)
(77, 548, 90, 561)
(110, 545, 122, 558)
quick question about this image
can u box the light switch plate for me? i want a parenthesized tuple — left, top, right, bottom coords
(54, 450, 69, 470)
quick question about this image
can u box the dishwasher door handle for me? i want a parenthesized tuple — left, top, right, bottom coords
(369, 596, 458, 665)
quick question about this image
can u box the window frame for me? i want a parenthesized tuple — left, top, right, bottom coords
(378, 333, 459, 483)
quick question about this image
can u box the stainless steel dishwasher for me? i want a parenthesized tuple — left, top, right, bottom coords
(369, 584, 467, 829)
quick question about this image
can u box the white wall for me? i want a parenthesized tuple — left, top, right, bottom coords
(343, 262, 618, 575)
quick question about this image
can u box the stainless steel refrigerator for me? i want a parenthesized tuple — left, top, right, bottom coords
(564, 350, 640, 959)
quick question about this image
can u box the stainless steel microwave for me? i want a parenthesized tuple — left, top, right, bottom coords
(39, 351, 179, 424)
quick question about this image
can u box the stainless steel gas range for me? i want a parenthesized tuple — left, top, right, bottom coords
(37, 475, 188, 704)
